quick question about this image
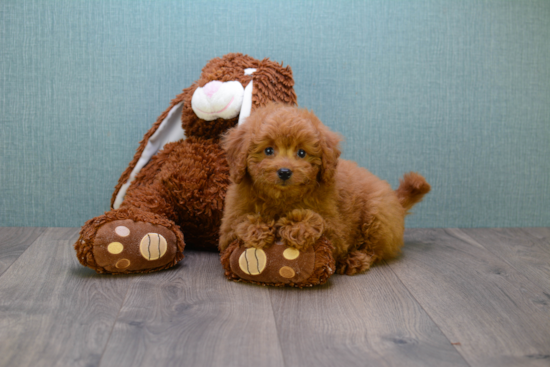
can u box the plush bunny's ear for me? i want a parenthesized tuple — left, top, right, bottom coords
(112, 101, 185, 209)
(237, 80, 254, 126)
(113, 75, 255, 209)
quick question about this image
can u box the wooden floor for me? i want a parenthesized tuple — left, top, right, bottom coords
(0, 228, 548, 367)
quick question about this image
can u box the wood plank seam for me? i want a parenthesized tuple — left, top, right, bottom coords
(391, 228, 550, 366)
(383, 259, 474, 367)
(454, 228, 549, 293)
(97, 278, 134, 367)
(0, 227, 135, 367)
(268, 291, 289, 367)
(0, 228, 47, 279)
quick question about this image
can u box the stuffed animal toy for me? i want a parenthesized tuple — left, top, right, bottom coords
(74, 53, 306, 274)
(219, 103, 430, 286)
(220, 237, 335, 287)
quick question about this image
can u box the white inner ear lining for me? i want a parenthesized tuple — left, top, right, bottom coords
(238, 81, 254, 125)
(113, 102, 185, 209)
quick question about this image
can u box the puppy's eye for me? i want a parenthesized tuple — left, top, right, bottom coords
(264, 147, 274, 156)
(297, 149, 307, 158)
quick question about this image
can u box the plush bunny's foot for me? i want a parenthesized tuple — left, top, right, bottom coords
(220, 236, 335, 288)
(91, 219, 180, 273)
(75, 209, 185, 274)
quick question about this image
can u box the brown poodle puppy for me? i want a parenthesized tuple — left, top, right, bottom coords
(219, 103, 430, 275)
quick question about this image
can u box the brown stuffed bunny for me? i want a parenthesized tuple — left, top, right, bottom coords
(74, 53, 299, 274)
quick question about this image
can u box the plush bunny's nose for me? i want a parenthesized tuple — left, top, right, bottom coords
(202, 81, 223, 98)
(277, 168, 293, 181)
(191, 81, 244, 121)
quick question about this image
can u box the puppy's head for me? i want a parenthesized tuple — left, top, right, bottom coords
(222, 103, 341, 196)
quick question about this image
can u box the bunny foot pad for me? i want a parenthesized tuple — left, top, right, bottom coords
(91, 219, 179, 274)
(221, 237, 335, 288)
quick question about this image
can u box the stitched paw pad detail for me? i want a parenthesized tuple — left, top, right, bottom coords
(93, 219, 177, 273)
(230, 241, 316, 284)
(139, 233, 168, 261)
(238, 248, 267, 275)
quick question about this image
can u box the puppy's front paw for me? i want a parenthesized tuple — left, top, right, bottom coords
(336, 251, 375, 275)
(235, 214, 276, 249)
(277, 209, 325, 251)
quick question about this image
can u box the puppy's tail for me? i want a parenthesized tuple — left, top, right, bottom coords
(395, 172, 431, 213)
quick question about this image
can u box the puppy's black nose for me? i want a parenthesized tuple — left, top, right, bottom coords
(277, 168, 293, 181)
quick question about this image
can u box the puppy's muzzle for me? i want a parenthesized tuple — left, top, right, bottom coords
(277, 168, 293, 181)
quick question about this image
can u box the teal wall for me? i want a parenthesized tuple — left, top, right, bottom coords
(1, 0, 549, 228)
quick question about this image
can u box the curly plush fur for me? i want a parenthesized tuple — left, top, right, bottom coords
(75, 54, 297, 273)
(219, 103, 430, 275)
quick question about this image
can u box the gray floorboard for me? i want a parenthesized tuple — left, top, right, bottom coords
(99, 251, 285, 367)
(0, 227, 46, 276)
(269, 265, 470, 367)
(462, 228, 550, 292)
(1, 227, 549, 367)
(0, 228, 133, 367)
(389, 228, 550, 367)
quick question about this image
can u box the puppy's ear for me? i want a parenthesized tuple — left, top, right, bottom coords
(318, 125, 342, 184)
(222, 124, 251, 184)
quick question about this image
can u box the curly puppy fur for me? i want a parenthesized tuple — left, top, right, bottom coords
(219, 103, 430, 275)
